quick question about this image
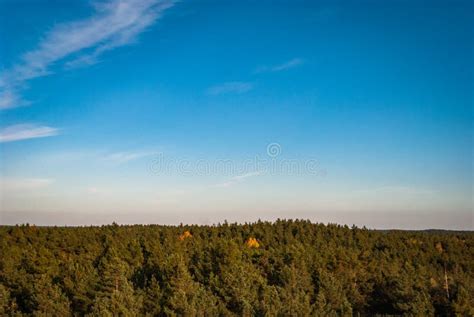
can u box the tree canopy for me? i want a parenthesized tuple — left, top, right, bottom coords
(1, 220, 472, 316)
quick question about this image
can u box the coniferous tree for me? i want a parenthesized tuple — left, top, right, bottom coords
(88, 246, 142, 316)
(30, 274, 71, 316)
(0, 283, 18, 316)
(279, 264, 314, 315)
(141, 277, 163, 316)
(313, 270, 352, 315)
(163, 255, 220, 316)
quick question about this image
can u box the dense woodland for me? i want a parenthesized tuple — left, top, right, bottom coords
(1, 220, 473, 316)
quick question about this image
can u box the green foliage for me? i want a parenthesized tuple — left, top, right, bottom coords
(0, 283, 17, 316)
(0, 220, 472, 315)
(30, 274, 71, 316)
(163, 255, 220, 316)
(88, 245, 142, 316)
(314, 270, 352, 315)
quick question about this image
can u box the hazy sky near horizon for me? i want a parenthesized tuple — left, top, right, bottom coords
(0, 0, 472, 229)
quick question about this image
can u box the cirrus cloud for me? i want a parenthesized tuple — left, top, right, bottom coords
(255, 58, 305, 74)
(0, 124, 59, 143)
(213, 171, 262, 188)
(0, 0, 176, 109)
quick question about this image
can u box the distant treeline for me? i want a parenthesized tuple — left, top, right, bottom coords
(1, 220, 473, 316)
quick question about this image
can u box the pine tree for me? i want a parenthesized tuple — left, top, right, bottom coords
(88, 246, 142, 316)
(313, 270, 352, 315)
(164, 255, 220, 316)
(0, 283, 17, 316)
(142, 277, 163, 316)
(30, 274, 71, 316)
(279, 264, 314, 315)
(452, 285, 474, 316)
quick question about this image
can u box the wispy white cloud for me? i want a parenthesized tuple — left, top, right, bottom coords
(0, 178, 55, 191)
(255, 58, 304, 74)
(206, 82, 254, 95)
(0, 0, 176, 109)
(0, 90, 31, 110)
(213, 171, 262, 188)
(42, 148, 158, 164)
(0, 124, 59, 143)
(101, 150, 155, 164)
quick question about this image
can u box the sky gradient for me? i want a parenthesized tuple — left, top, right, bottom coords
(0, 0, 472, 229)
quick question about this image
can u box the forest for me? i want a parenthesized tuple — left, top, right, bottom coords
(0, 220, 473, 316)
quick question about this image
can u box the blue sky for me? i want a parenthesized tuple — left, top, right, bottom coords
(0, 0, 472, 228)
